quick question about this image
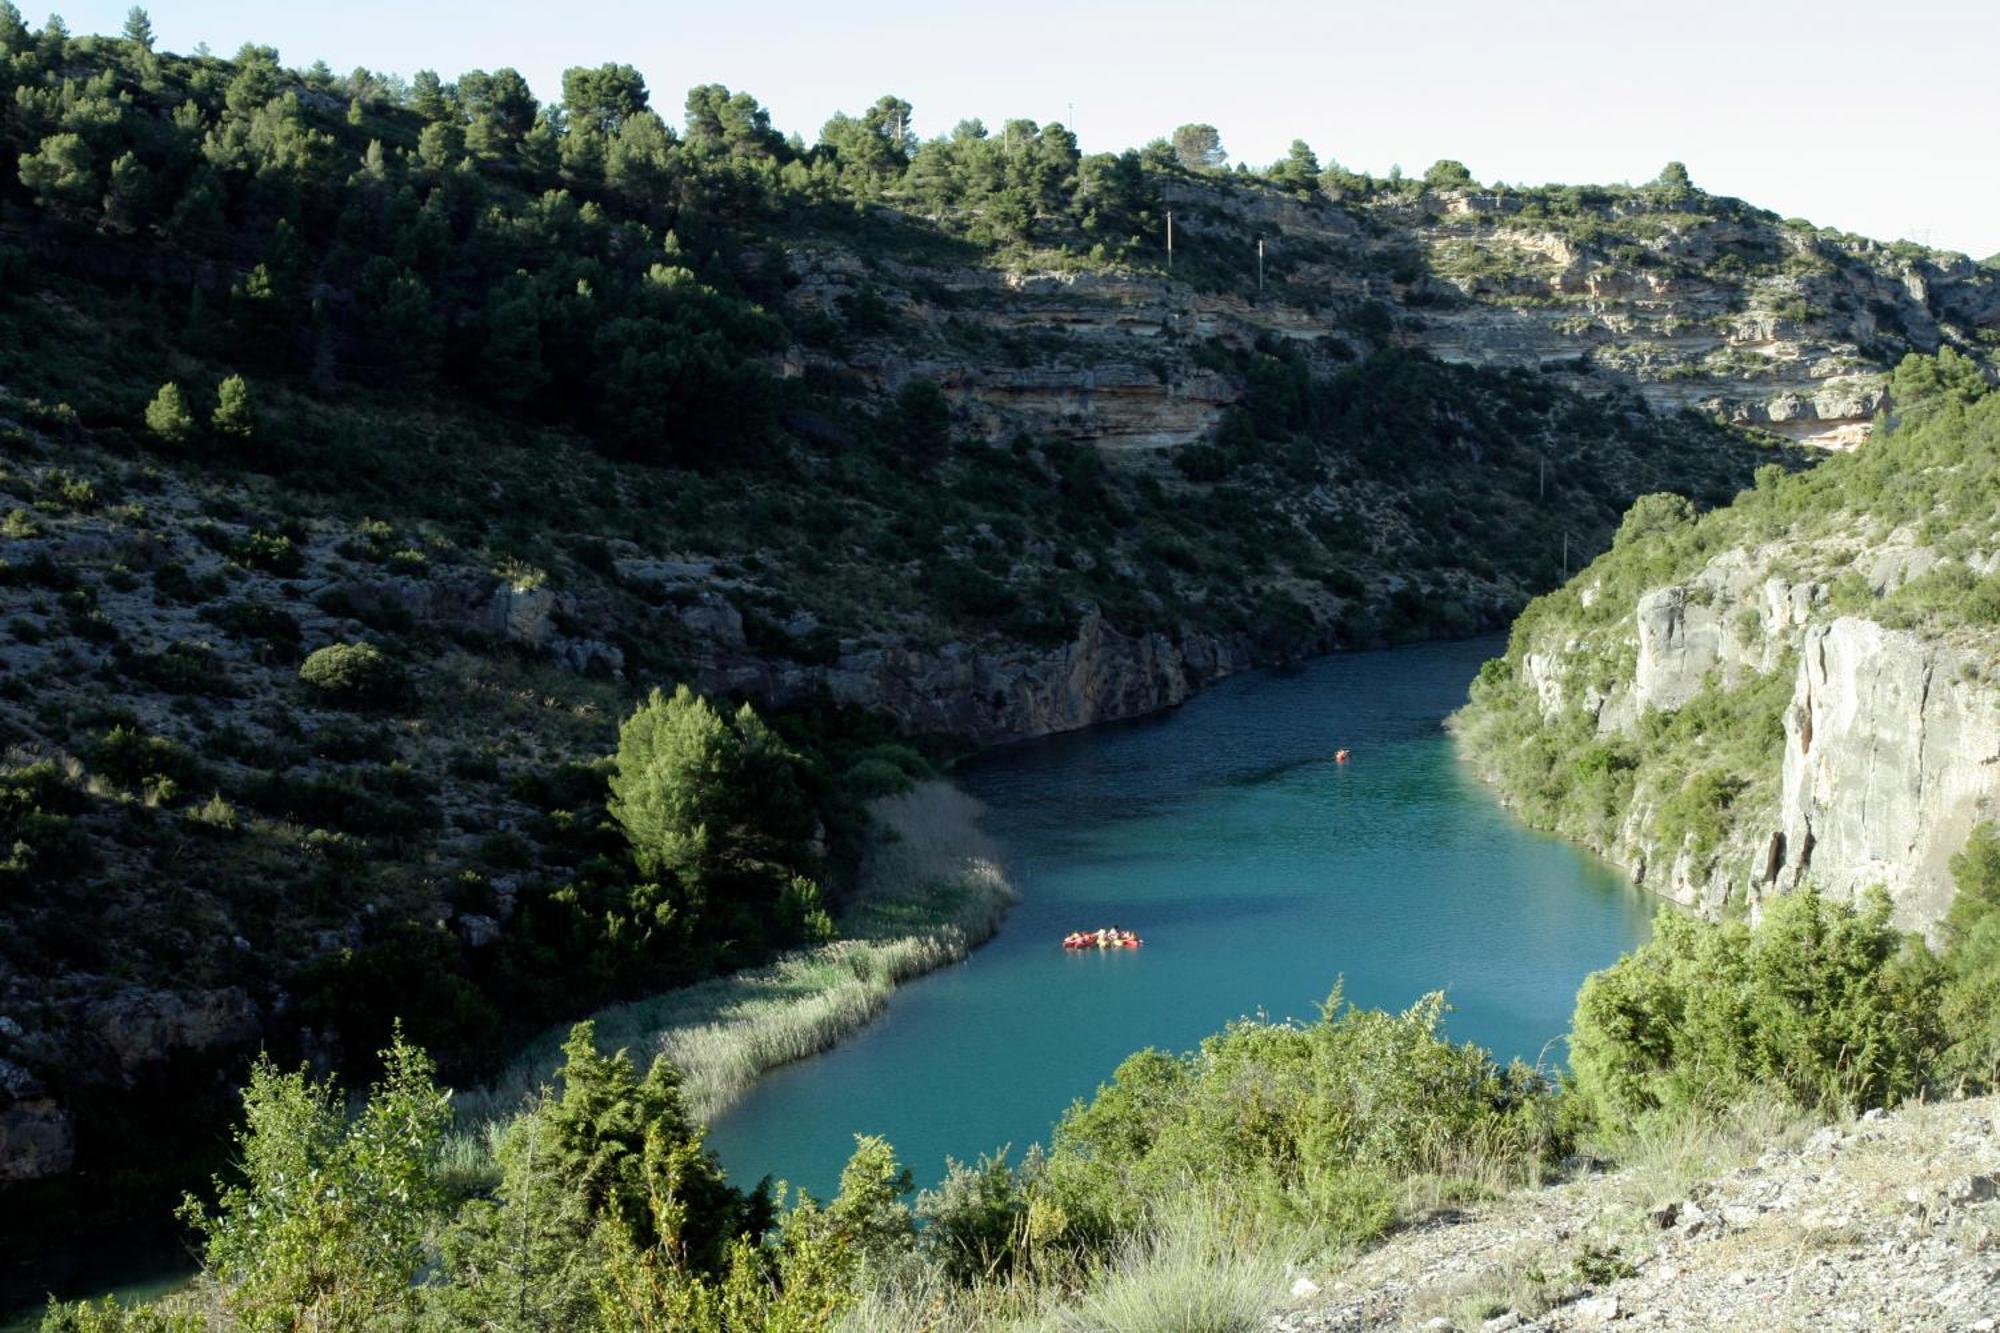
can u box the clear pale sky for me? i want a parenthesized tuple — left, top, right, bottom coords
(52, 0, 2000, 258)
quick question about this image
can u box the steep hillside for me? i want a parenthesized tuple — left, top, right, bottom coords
(1456, 353, 2000, 933)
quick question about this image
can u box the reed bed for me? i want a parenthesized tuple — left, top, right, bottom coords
(452, 780, 1017, 1149)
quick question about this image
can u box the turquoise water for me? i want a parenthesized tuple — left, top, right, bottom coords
(706, 635, 1654, 1200)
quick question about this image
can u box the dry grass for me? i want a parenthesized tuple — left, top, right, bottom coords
(1603, 1092, 1823, 1215)
(1410, 1238, 1570, 1329)
(832, 1197, 1297, 1333)
(1030, 1203, 1300, 1333)
(452, 780, 1017, 1149)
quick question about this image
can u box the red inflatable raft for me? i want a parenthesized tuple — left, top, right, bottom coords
(1063, 928, 1142, 950)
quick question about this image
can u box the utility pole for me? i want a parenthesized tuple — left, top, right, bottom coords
(1257, 238, 1265, 292)
(1166, 210, 1174, 271)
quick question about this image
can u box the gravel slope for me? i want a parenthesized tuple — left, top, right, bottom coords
(1270, 1096, 2000, 1332)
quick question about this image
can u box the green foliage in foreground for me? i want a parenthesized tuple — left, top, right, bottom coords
(41, 835, 2000, 1330)
(1042, 991, 1563, 1251)
(175, 1030, 451, 1331)
(1940, 824, 2000, 1090)
(1570, 889, 1947, 1129)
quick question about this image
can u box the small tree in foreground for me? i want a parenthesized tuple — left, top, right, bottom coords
(178, 1029, 451, 1332)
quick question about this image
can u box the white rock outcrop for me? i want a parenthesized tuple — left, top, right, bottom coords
(1779, 618, 2000, 933)
(1633, 586, 1724, 713)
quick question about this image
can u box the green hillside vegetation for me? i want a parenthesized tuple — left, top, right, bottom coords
(37, 830, 2000, 1332)
(1455, 352, 1998, 884)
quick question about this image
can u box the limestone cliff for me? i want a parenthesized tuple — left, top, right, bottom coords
(1779, 617, 2000, 929)
(1458, 377, 2000, 937)
(782, 182, 1999, 457)
(695, 609, 1257, 745)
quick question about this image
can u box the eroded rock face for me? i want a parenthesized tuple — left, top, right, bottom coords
(1504, 537, 1997, 935)
(82, 986, 263, 1080)
(0, 989, 261, 1183)
(0, 1059, 74, 1183)
(1779, 619, 2000, 932)
(1634, 586, 1724, 713)
(695, 610, 1261, 745)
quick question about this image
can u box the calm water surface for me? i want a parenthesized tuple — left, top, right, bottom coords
(707, 635, 1653, 1200)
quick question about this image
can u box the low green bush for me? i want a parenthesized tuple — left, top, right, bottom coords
(1040, 989, 1563, 1254)
(299, 641, 408, 706)
(0, 760, 92, 896)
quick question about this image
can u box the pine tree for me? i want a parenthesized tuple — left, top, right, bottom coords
(120, 5, 153, 50)
(143, 382, 196, 443)
(431, 1090, 610, 1332)
(1170, 123, 1225, 172)
(0, 2, 28, 51)
(540, 1022, 761, 1269)
(607, 686, 818, 917)
(18, 133, 98, 214)
(101, 151, 150, 232)
(212, 374, 253, 438)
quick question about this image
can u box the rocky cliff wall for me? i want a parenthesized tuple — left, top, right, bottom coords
(1508, 538, 1999, 936)
(693, 608, 1259, 745)
(783, 191, 1999, 456)
(1779, 618, 2000, 931)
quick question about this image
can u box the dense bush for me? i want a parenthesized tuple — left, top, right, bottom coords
(1039, 990, 1564, 1253)
(1940, 823, 2000, 1090)
(0, 759, 92, 895)
(1570, 889, 1947, 1128)
(298, 641, 408, 706)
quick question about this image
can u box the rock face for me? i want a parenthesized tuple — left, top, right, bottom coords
(1779, 618, 2000, 931)
(0, 1058, 73, 1183)
(1632, 586, 1725, 714)
(695, 610, 1261, 746)
(785, 189, 1999, 460)
(81, 987, 264, 1081)
(1496, 536, 1997, 936)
